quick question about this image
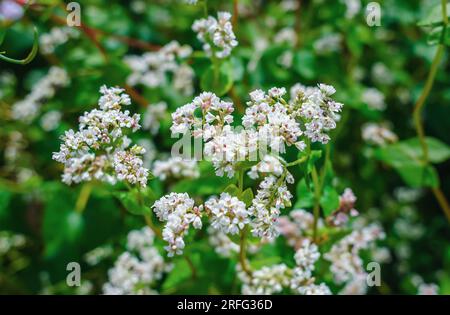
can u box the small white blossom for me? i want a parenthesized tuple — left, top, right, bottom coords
(192, 11, 238, 58)
(152, 156, 199, 181)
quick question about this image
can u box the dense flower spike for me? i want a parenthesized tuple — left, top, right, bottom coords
(52, 86, 149, 186)
(152, 193, 203, 256)
(192, 12, 238, 58)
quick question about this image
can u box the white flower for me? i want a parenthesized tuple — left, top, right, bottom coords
(12, 67, 70, 123)
(52, 86, 149, 187)
(417, 283, 439, 295)
(208, 227, 240, 257)
(313, 33, 342, 54)
(362, 122, 397, 146)
(40, 110, 62, 131)
(142, 102, 167, 135)
(239, 263, 290, 295)
(294, 239, 320, 272)
(153, 156, 199, 181)
(39, 27, 79, 54)
(124, 41, 193, 95)
(192, 11, 238, 58)
(152, 193, 203, 256)
(298, 283, 332, 295)
(362, 88, 386, 111)
(205, 193, 250, 235)
(103, 227, 170, 295)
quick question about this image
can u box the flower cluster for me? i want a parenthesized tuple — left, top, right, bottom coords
(291, 83, 343, 144)
(324, 224, 385, 294)
(207, 227, 240, 257)
(142, 102, 167, 135)
(278, 209, 317, 249)
(362, 122, 398, 146)
(290, 239, 331, 295)
(152, 156, 199, 181)
(362, 88, 386, 111)
(205, 192, 250, 235)
(238, 263, 291, 295)
(124, 41, 194, 95)
(12, 67, 69, 123)
(39, 27, 79, 55)
(0, 231, 26, 255)
(326, 188, 359, 226)
(103, 227, 170, 295)
(152, 192, 203, 256)
(192, 12, 238, 58)
(52, 86, 150, 186)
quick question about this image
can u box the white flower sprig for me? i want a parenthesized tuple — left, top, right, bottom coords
(52, 86, 149, 186)
(192, 11, 238, 59)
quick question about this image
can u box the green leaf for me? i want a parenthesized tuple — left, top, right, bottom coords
(307, 150, 323, 173)
(426, 25, 450, 46)
(320, 186, 340, 216)
(294, 179, 314, 209)
(240, 188, 254, 207)
(293, 50, 316, 79)
(374, 137, 446, 188)
(114, 191, 151, 216)
(224, 184, 240, 197)
(249, 256, 282, 270)
(162, 258, 193, 292)
(200, 61, 234, 96)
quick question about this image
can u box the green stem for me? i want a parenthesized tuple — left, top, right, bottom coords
(184, 256, 198, 280)
(311, 166, 321, 243)
(286, 156, 308, 167)
(239, 227, 252, 276)
(412, 0, 450, 222)
(0, 27, 38, 65)
(75, 182, 93, 214)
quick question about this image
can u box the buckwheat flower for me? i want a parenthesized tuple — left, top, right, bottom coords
(113, 147, 149, 187)
(39, 27, 79, 55)
(208, 227, 240, 257)
(124, 41, 193, 92)
(280, 0, 299, 11)
(171, 92, 234, 139)
(248, 155, 284, 179)
(294, 239, 320, 272)
(103, 227, 170, 295)
(274, 27, 297, 46)
(239, 263, 291, 295)
(152, 156, 199, 181)
(40, 110, 62, 131)
(371, 62, 394, 85)
(362, 88, 386, 111)
(205, 193, 250, 235)
(292, 83, 343, 144)
(184, 0, 198, 5)
(12, 67, 69, 123)
(0, 231, 26, 255)
(277, 51, 294, 69)
(192, 11, 238, 58)
(142, 102, 167, 135)
(313, 33, 342, 54)
(327, 188, 359, 226)
(417, 283, 439, 295)
(339, 273, 367, 295)
(84, 245, 113, 266)
(152, 193, 203, 256)
(298, 283, 332, 295)
(249, 173, 293, 240)
(173, 64, 195, 96)
(342, 0, 361, 19)
(362, 122, 397, 146)
(52, 86, 149, 187)
(324, 224, 385, 286)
